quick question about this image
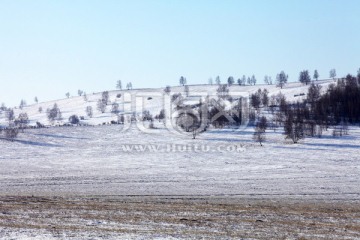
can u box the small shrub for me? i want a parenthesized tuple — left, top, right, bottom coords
(142, 110, 153, 121)
(4, 128, 19, 141)
(69, 115, 80, 124)
(47, 103, 62, 123)
(149, 122, 155, 129)
(36, 122, 44, 128)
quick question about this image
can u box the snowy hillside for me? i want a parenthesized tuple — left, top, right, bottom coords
(0, 79, 336, 127)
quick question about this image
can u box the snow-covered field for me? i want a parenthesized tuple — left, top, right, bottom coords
(0, 80, 359, 239)
(0, 123, 359, 198)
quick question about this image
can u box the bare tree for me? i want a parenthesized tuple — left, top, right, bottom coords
(276, 71, 288, 89)
(116, 80, 122, 90)
(251, 75, 257, 85)
(4, 128, 19, 141)
(208, 78, 213, 85)
(179, 76, 187, 86)
(241, 75, 246, 85)
(216, 84, 229, 99)
(313, 70, 319, 81)
(329, 68, 337, 79)
(184, 85, 190, 97)
(46, 103, 62, 123)
(86, 106, 93, 118)
(299, 70, 311, 85)
(215, 76, 221, 85)
(97, 99, 106, 113)
(14, 112, 29, 132)
(101, 91, 109, 105)
(227, 76, 234, 86)
(6, 108, 15, 123)
(126, 82, 133, 90)
(307, 83, 322, 104)
(19, 99, 26, 109)
(264, 75, 270, 85)
(164, 86, 171, 95)
(253, 116, 267, 146)
(111, 102, 120, 115)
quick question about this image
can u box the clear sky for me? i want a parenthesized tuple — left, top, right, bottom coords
(0, 0, 359, 106)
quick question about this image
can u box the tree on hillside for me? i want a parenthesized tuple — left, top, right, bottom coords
(78, 90, 83, 96)
(111, 102, 120, 115)
(86, 106, 93, 118)
(83, 92, 88, 102)
(313, 70, 319, 81)
(184, 85, 189, 97)
(34, 96, 38, 104)
(215, 76, 221, 85)
(208, 77, 213, 85)
(250, 90, 261, 109)
(357, 68, 360, 85)
(97, 99, 106, 113)
(19, 99, 26, 109)
(241, 75, 246, 85)
(237, 78, 241, 85)
(6, 108, 15, 123)
(299, 70, 311, 85)
(164, 86, 171, 95)
(251, 75, 257, 85)
(66, 92, 70, 98)
(262, 89, 269, 107)
(227, 76, 234, 86)
(247, 77, 251, 85)
(264, 75, 271, 85)
(284, 103, 305, 143)
(101, 91, 109, 105)
(3, 128, 19, 141)
(307, 83, 322, 104)
(216, 84, 229, 99)
(276, 71, 288, 89)
(116, 80, 122, 90)
(14, 112, 29, 132)
(46, 103, 62, 123)
(253, 116, 267, 146)
(179, 76, 187, 86)
(0, 103, 6, 111)
(330, 68, 337, 79)
(126, 82, 133, 90)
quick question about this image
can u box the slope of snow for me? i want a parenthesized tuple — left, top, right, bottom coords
(0, 79, 335, 127)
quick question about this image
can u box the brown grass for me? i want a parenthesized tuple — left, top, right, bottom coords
(0, 196, 359, 239)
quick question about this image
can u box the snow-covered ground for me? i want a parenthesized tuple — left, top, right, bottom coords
(0, 123, 359, 198)
(0, 80, 359, 239)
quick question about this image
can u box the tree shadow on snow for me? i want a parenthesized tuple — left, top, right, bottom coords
(305, 142, 360, 149)
(34, 134, 90, 140)
(0, 138, 62, 147)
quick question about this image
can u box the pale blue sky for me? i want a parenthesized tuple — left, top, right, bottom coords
(0, 0, 359, 106)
